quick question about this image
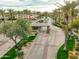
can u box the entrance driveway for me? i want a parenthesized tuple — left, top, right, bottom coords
(23, 25, 65, 59)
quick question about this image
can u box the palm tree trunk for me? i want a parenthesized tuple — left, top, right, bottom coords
(64, 25, 68, 50)
(64, 14, 69, 50)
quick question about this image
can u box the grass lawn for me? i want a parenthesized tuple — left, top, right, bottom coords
(57, 37, 75, 59)
(1, 35, 36, 59)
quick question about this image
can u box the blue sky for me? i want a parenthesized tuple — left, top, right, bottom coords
(0, 0, 76, 12)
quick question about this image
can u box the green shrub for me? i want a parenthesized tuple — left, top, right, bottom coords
(1, 35, 36, 59)
(57, 37, 75, 59)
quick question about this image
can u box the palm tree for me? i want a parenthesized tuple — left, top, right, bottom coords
(8, 9, 16, 22)
(37, 12, 49, 19)
(0, 9, 5, 23)
(50, 0, 79, 50)
(69, 1, 79, 23)
(69, 19, 79, 32)
(16, 11, 22, 19)
(59, 0, 79, 50)
(35, 11, 41, 19)
(23, 9, 31, 15)
(22, 9, 31, 19)
(51, 9, 62, 24)
(36, 11, 41, 15)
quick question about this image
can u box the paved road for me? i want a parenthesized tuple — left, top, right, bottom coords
(23, 25, 65, 59)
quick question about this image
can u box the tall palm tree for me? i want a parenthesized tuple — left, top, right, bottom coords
(36, 11, 41, 15)
(23, 9, 31, 19)
(8, 9, 16, 22)
(16, 11, 22, 19)
(69, 19, 79, 32)
(51, 9, 62, 24)
(60, 0, 79, 50)
(52, 0, 79, 50)
(69, 1, 79, 23)
(23, 9, 31, 15)
(0, 9, 5, 23)
(61, 0, 79, 23)
(37, 12, 49, 19)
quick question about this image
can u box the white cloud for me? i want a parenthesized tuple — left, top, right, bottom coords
(26, 5, 57, 12)
(0, 0, 66, 12)
(0, 0, 19, 4)
(39, 0, 49, 2)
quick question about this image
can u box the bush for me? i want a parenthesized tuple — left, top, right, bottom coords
(1, 35, 36, 59)
(57, 37, 75, 59)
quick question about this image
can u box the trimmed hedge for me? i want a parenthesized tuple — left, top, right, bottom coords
(57, 37, 75, 59)
(1, 35, 36, 59)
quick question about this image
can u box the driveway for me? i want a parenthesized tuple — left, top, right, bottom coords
(23, 25, 65, 59)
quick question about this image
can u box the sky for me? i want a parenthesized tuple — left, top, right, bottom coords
(0, 0, 77, 12)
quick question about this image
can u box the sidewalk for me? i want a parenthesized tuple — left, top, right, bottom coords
(0, 34, 20, 58)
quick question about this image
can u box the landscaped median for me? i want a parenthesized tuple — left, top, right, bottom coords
(1, 35, 36, 59)
(57, 36, 75, 59)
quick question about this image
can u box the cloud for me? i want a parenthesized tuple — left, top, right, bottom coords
(0, 0, 64, 12)
(37, 0, 50, 2)
(0, 0, 56, 7)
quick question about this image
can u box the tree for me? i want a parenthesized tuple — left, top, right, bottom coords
(16, 19, 32, 35)
(8, 9, 16, 22)
(51, 9, 62, 24)
(23, 9, 31, 15)
(69, 19, 79, 32)
(59, 0, 78, 50)
(37, 12, 49, 18)
(0, 19, 31, 58)
(51, 0, 79, 50)
(0, 9, 5, 23)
